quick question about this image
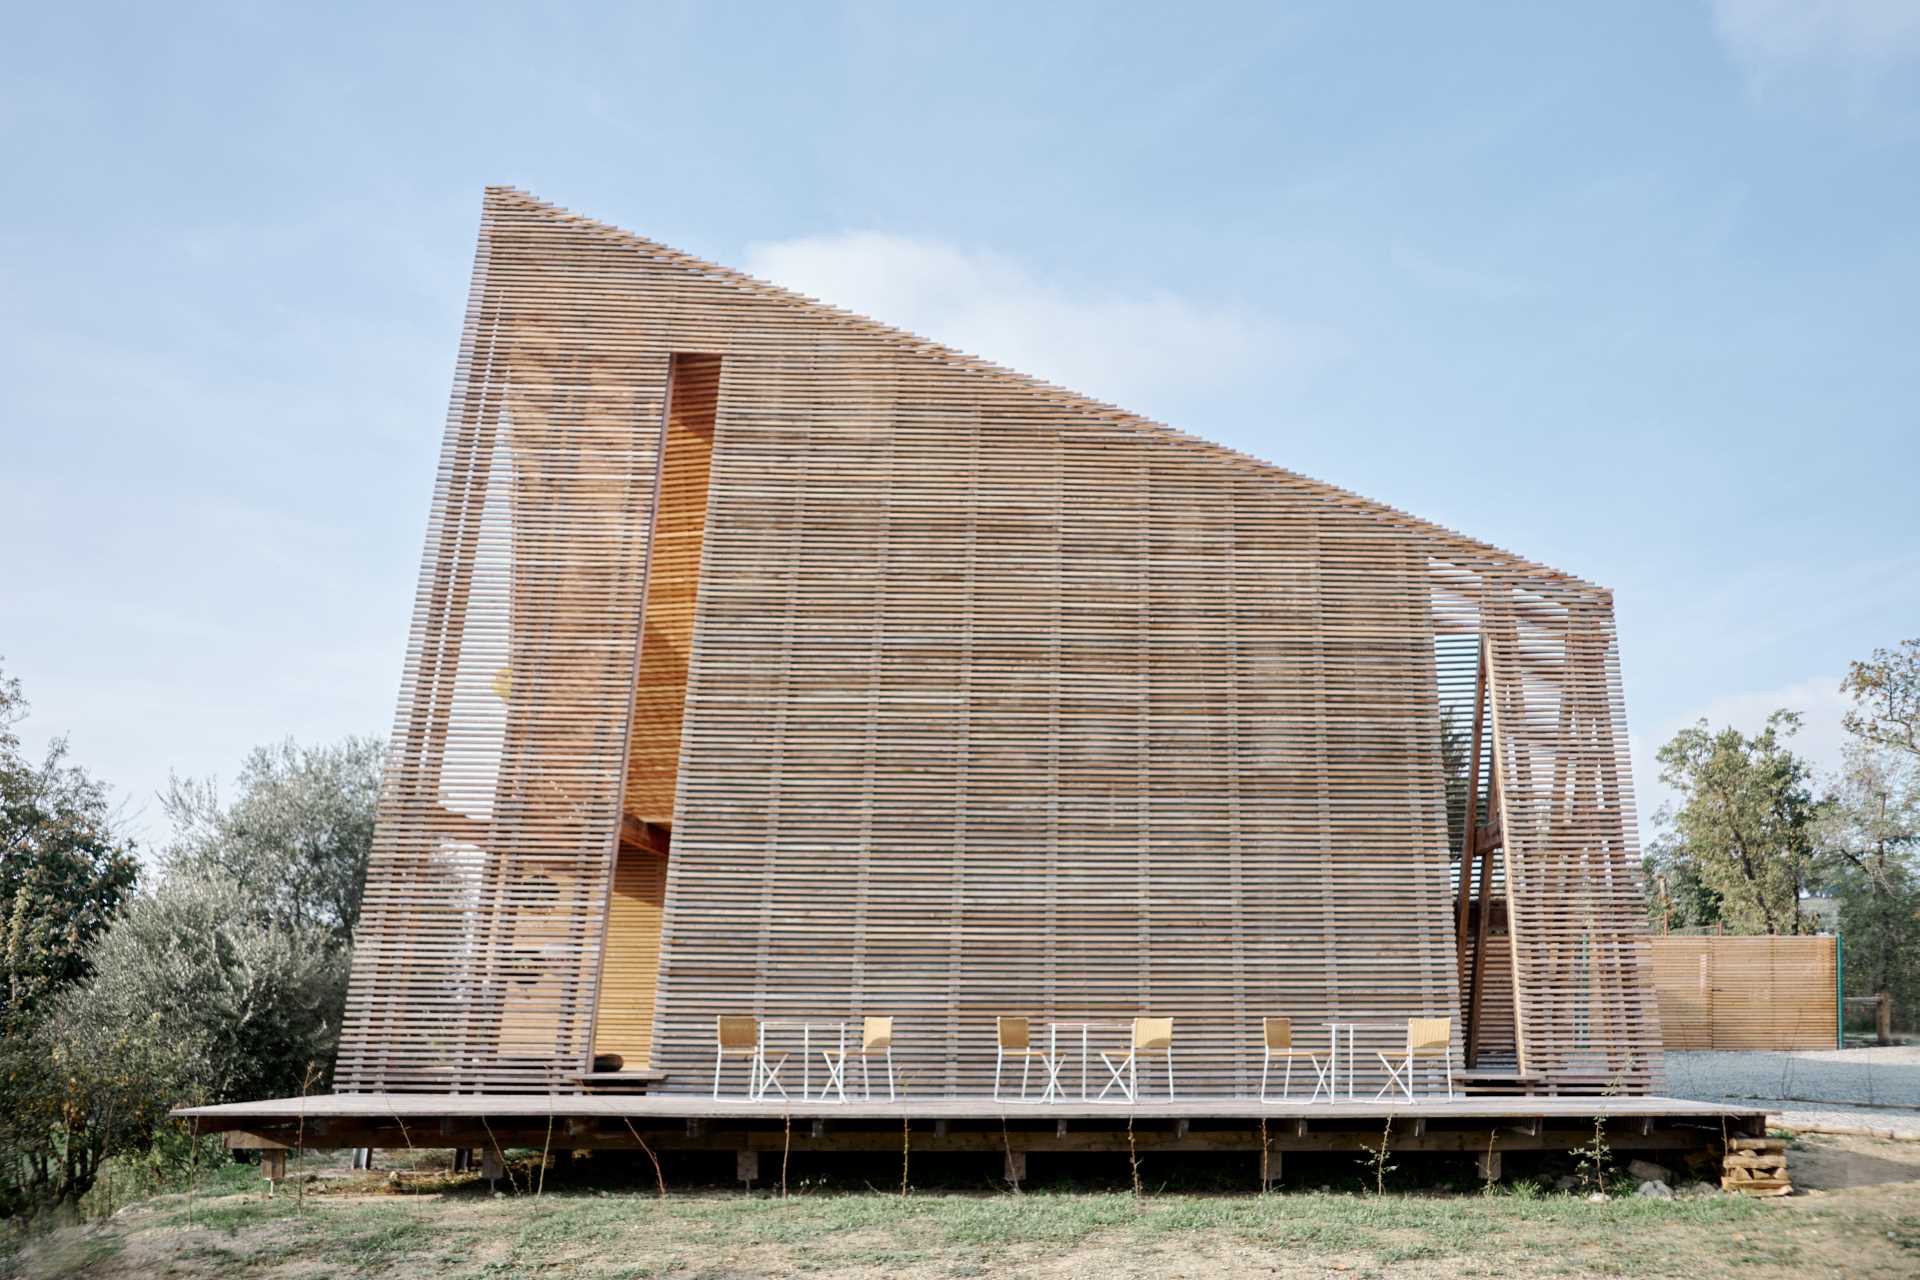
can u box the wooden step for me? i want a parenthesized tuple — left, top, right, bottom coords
(572, 1070, 668, 1095)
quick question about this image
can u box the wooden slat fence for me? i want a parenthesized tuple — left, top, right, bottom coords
(1651, 936, 1838, 1051)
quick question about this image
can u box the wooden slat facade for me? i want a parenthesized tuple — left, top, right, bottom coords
(334, 188, 1663, 1098)
(1651, 935, 1838, 1051)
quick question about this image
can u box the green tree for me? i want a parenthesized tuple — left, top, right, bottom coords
(1642, 836, 1723, 932)
(63, 870, 349, 1105)
(1654, 711, 1825, 935)
(1843, 638, 1920, 761)
(1441, 707, 1477, 859)
(0, 661, 143, 1212)
(1826, 645, 1920, 1027)
(0, 661, 139, 1025)
(0, 983, 198, 1213)
(160, 736, 384, 944)
(1818, 746, 1920, 1021)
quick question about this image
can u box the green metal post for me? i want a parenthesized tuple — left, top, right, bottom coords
(1835, 932, 1844, 1049)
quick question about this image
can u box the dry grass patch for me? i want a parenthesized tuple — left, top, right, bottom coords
(6, 1134, 1918, 1279)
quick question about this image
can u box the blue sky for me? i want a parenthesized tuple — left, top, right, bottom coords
(3, 1, 1916, 850)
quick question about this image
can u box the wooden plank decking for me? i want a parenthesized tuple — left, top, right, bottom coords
(175, 1092, 1764, 1174)
(178, 1091, 1758, 1126)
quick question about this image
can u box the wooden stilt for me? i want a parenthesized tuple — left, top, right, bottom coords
(481, 1148, 503, 1191)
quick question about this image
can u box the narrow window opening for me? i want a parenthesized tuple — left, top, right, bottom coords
(593, 353, 721, 1073)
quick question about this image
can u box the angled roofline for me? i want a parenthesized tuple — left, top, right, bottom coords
(482, 185, 1610, 599)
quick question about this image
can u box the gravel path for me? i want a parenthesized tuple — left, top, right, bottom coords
(1666, 1047, 1920, 1137)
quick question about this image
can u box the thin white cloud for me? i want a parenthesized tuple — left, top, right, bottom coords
(1631, 674, 1854, 843)
(1710, 0, 1920, 89)
(741, 232, 1334, 417)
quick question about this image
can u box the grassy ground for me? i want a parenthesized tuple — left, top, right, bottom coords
(7, 1134, 1919, 1279)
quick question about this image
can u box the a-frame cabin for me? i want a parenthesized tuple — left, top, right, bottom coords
(331, 188, 1663, 1101)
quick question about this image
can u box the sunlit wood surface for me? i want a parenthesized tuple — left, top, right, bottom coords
(1652, 935, 1838, 1051)
(334, 189, 1662, 1099)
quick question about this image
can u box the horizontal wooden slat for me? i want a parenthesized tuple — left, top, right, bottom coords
(334, 188, 1664, 1099)
(1651, 935, 1837, 1051)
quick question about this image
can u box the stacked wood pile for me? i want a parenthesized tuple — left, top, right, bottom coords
(1721, 1136, 1790, 1196)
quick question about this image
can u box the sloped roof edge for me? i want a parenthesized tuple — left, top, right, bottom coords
(483, 186, 1608, 600)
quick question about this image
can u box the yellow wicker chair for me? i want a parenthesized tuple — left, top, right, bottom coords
(1259, 1016, 1329, 1101)
(1374, 1017, 1454, 1101)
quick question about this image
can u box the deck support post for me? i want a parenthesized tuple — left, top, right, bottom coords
(351, 1147, 373, 1171)
(1003, 1150, 1026, 1188)
(482, 1148, 503, 1190)
(262, 1149, 286, 1194)
(1476, 1149, 1502, 1182)
(736, 1150, 760, 1189)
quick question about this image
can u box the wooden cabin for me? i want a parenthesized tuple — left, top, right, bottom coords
(332, 188, 1663, 1101)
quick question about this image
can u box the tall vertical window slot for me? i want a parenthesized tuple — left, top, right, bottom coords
(593, 353, 721, 1073)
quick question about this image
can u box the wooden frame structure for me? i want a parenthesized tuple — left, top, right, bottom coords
(186, 1093, 1762, 1189)
(329, 188, 1662, 1102)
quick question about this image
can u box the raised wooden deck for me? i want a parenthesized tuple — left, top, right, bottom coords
(181, 1092, 1757, 1125)
(178, 1092, 1765, 1183)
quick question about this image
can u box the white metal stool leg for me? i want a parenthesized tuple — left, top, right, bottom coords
(1373, 1051, 1412, 1102)
(819, 1049, 848, 1101)
(1096, 1052, 1134, 1102)
(1038, 1052, 1062, 1101)
(759, 1053, 789, 1101)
